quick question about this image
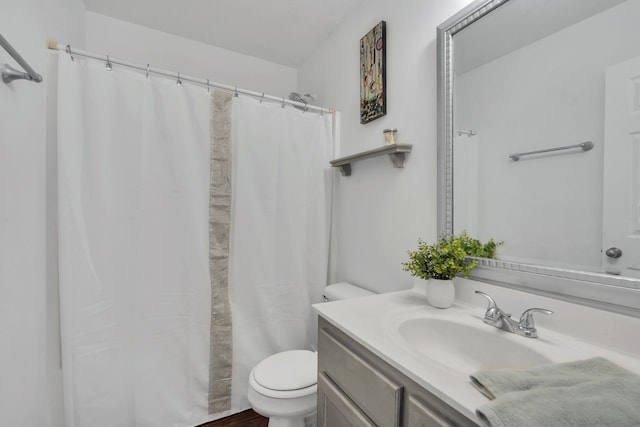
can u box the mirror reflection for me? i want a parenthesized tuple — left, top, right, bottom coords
(452, 0, 640, 278)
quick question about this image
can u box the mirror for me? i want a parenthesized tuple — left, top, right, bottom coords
(437, 0, 640, 315)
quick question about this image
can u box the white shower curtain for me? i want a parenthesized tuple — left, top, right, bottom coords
(56, 54, 212, 427)
(229, 97, 334, 410)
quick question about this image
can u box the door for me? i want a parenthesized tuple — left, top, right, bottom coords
(603, 56, 640, 276)
(407, 395, 452, 427)
(317, 373, 375, 427)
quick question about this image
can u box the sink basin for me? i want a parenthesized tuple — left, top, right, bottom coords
(396, 317, 552, 373)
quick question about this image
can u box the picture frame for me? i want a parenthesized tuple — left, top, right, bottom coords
(360, 21, 386, 124)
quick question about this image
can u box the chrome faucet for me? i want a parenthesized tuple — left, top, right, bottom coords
(475, 291, 553, 338)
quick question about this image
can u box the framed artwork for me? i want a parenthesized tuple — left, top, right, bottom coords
(360, 21, 386, 124)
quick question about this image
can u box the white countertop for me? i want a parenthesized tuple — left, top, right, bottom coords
(313, 288, 640, 423)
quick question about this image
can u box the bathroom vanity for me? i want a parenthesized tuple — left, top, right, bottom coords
(313, 283, 640, 426)
(317, 316, 476, 426)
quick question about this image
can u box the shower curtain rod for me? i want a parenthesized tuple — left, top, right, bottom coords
(47, 41, 334, 114)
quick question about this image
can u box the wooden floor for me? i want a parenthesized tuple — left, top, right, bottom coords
(197, 409, 268, 427)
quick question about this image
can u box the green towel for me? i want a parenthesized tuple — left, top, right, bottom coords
(470, 357, 640, 427)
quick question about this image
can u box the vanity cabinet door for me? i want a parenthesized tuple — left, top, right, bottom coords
(318, 328, 403, 426)
(407, 395, 452, 427)
(317, 372, 375, 427)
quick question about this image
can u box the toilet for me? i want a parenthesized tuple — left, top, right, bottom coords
(247, 283, 374, 427)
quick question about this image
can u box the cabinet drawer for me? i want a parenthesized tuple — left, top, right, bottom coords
(318, 327, 402, 427)
(318, 373, 375, 427)
(407, 395, 452, 427)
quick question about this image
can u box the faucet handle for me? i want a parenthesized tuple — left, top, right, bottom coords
(475, 290, 497, 310)
(518, 308, 553, 337)
(475, 290, 506, 321)
(519, 308, 553, 327)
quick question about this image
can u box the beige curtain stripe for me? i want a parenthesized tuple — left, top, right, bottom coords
(208, 90, 234, 414)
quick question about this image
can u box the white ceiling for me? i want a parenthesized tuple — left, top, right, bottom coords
(83, 0, 367, 67)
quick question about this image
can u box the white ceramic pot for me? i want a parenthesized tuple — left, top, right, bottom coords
(425, 278, 455, 308)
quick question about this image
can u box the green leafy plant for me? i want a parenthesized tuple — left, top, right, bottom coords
(457, 232, 503, 259)
(402, 231, 503, 280)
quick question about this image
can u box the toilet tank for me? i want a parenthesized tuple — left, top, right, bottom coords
(322, 282, 375, 302)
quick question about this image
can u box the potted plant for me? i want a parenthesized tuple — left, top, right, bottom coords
(402, 231, 502, 308)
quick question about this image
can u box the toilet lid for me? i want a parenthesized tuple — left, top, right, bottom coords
(253, 350, 317, 391)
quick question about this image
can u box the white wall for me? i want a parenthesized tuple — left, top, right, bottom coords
(0, 0, 85, 426)
(455, 0, 640, 271)
(85, 12, 297, 97)
(298, 0, 475, 294)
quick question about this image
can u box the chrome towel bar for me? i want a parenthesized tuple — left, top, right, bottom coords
(0, 33, 42, 84)
(509, 141, 593, 161)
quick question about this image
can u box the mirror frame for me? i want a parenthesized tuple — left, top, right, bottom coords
(436, 0, 640, 317)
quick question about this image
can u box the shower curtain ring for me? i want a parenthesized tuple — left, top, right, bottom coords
(206, 79, 210, 92)
(234, 86, 238, 97)
(176, 72, 182, 86)
(66, 44, 74, 61)
(105, 55, 113, 71)
(259, 93, 264, 103)
(146, 64, 150, 78)
(281, 98, 285, 108)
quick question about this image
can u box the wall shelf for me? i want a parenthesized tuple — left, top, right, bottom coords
(330, 144, 412, 176)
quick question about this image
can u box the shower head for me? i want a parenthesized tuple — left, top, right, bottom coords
(289, 92, 306, 103)
(288, 92, 316, 108)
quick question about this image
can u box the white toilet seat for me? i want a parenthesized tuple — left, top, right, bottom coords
(250, 370, 317, 399)
(249, 350, 318, 399)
